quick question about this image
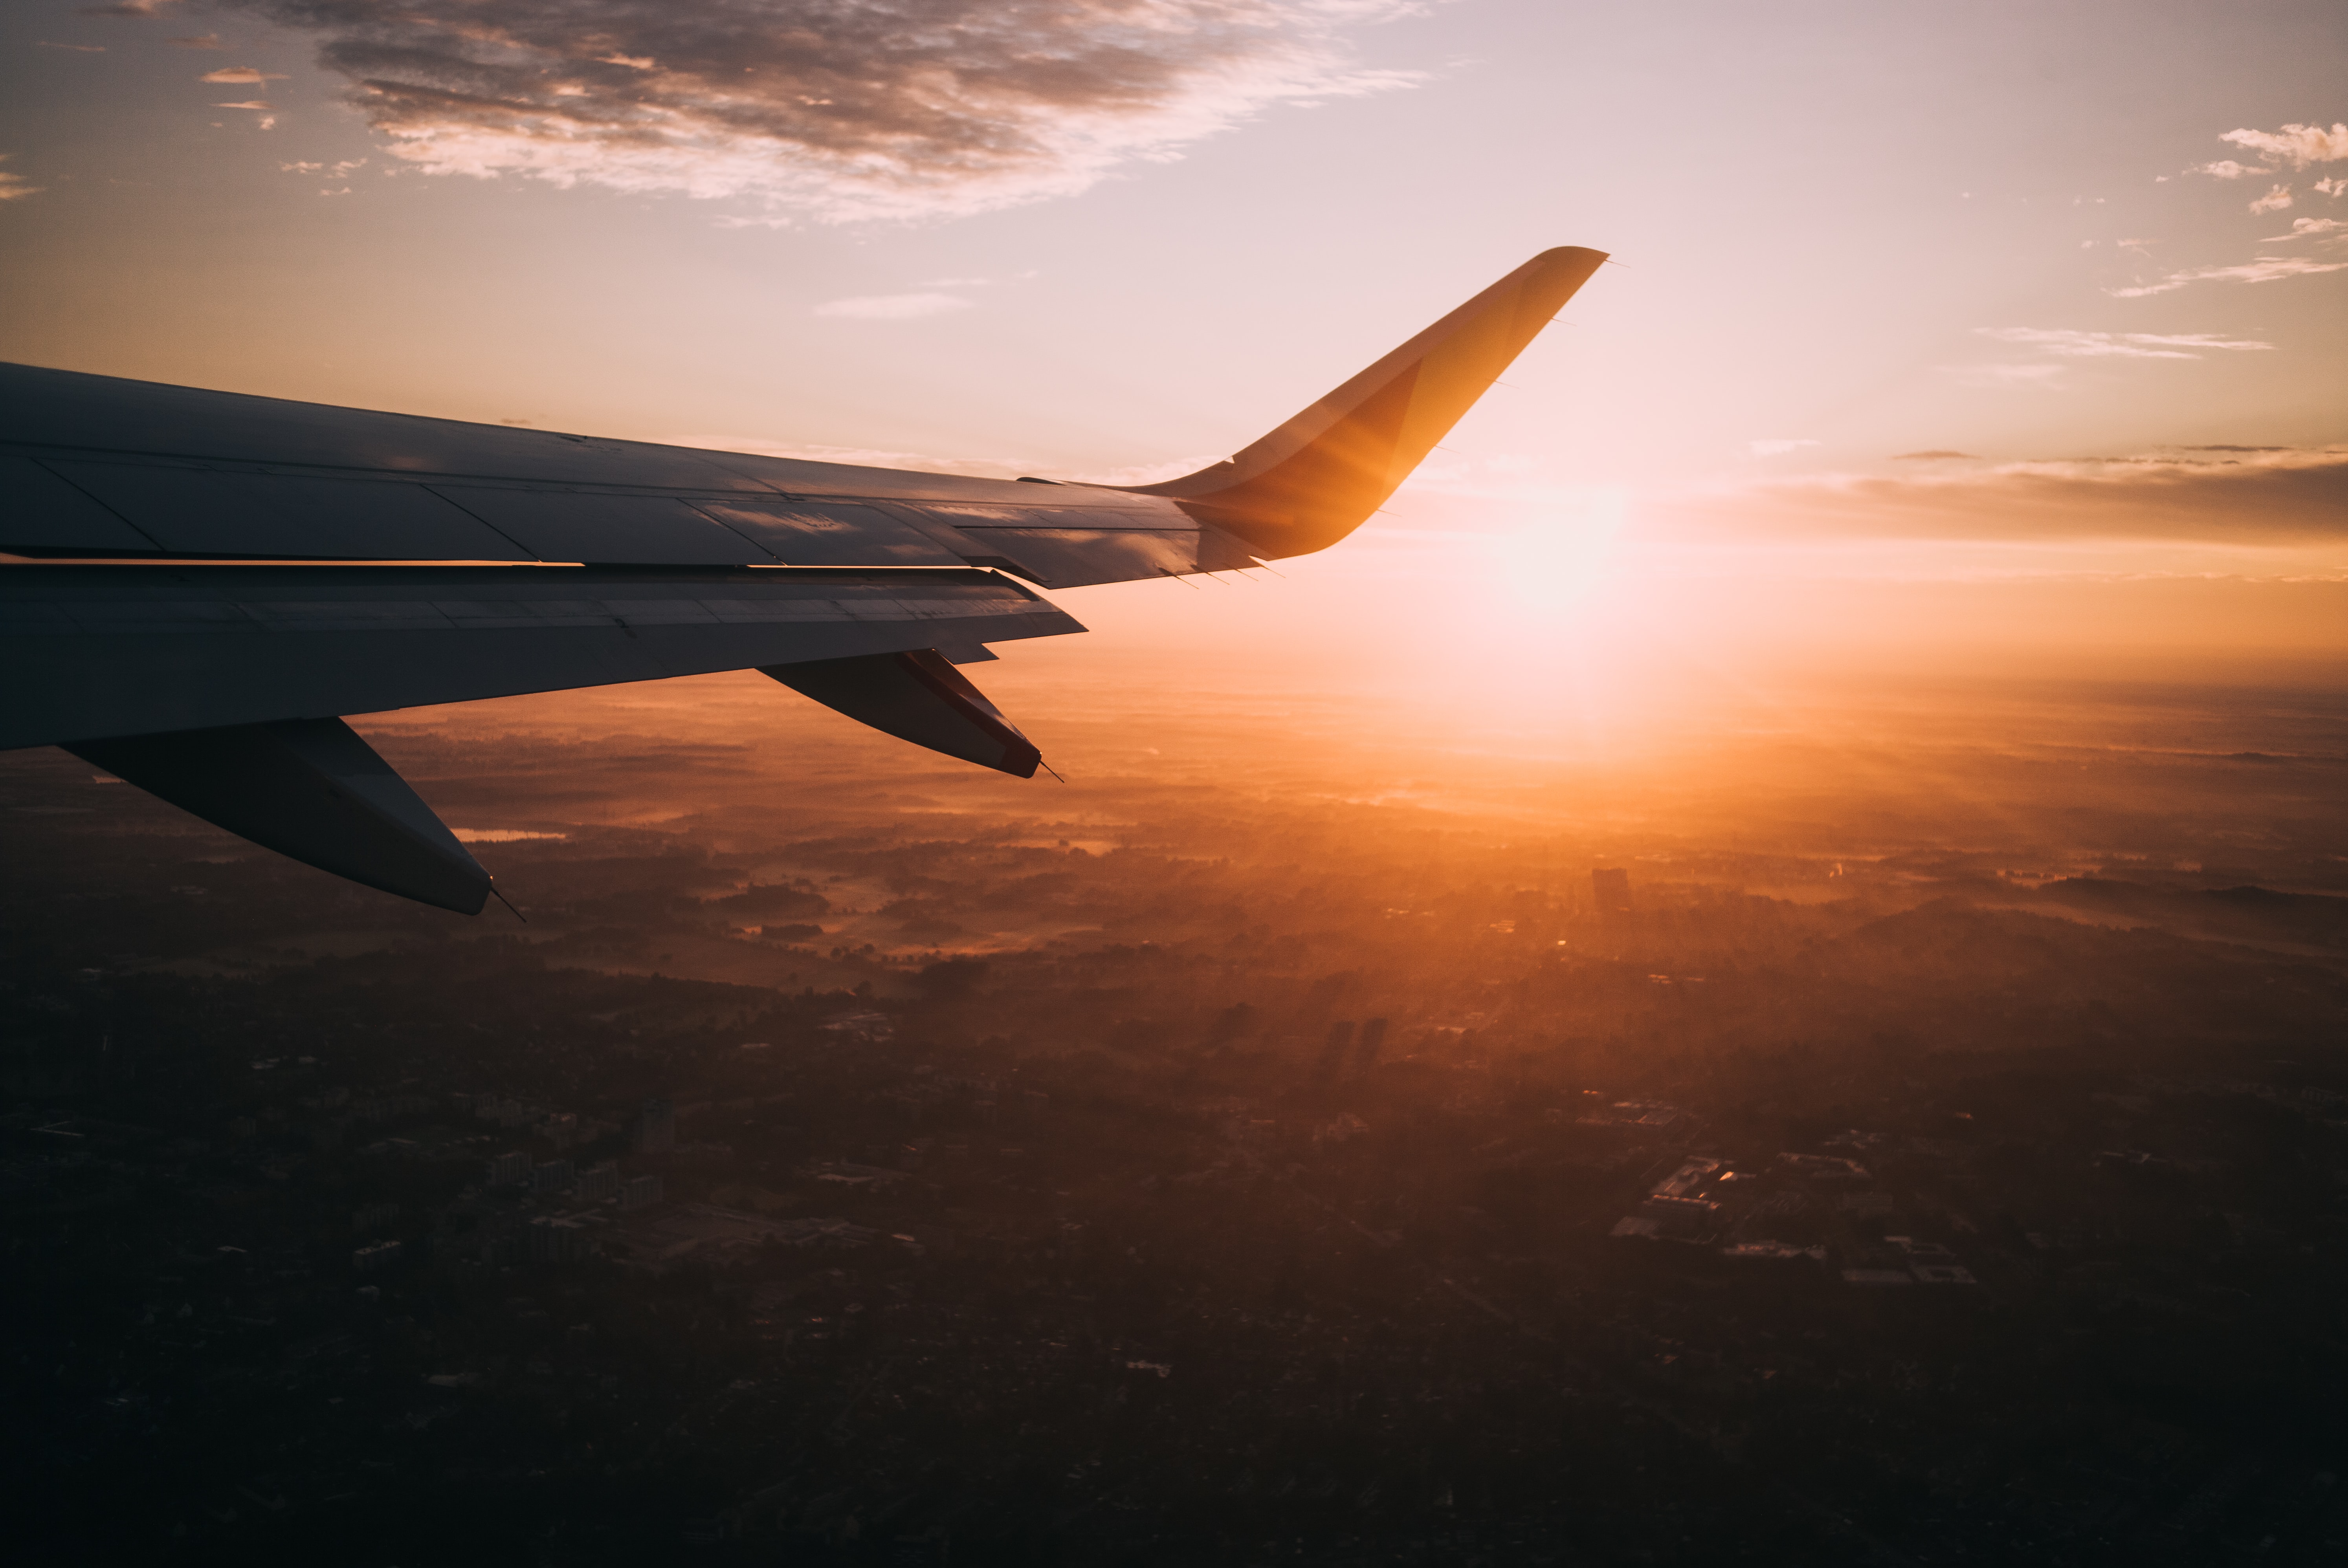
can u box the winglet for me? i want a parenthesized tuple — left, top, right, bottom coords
(1124, 246, 1606, 559)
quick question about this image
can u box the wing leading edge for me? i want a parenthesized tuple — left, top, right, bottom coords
(0, 248, 1604, 908)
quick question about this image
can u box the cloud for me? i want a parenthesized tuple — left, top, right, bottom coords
(0, 155, 44, 203)
(1891, 451, 1980, 461)
(2190, 159, 2260, 180)
(2263, 216, 2348, 241)
(200, 66, 286, 82)
(1398, 452, 1554, 496)
(37, 41, 106, 51)
(214, 0, 1423, 222)
(2108, 255, 2348, 296)
(812, 291, 973, 320)
(169, 33, 222, 48)
(1651, 447, 2348, 546)
(2219, 122, 2348, 170)
(1070, 454, 1242, 487)
(1943, 363, 2066, 389)
(1973, 327, 2275, 360)
(1748, 438, 1819, 458)
(2247, 183, 2293, 214)
(2318, 177, 2347, 198)
(214, 99, 274, 110)
(77, 0, 179, 13)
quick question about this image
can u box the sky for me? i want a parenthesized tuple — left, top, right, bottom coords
(3, 0, 2344, 749)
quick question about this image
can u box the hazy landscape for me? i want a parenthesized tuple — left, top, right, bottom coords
(7, 665, 2347, 1564)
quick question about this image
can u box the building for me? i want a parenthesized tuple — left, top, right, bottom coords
(532, 1158, 575, 1194)
(1354, 1017, 1388, 1073)
(576, 1161, 620, 1202)
(526, 1215, 594, 1263)
(634, 1097, 676, 1154)
(1591, 867, 1633, 916)
(487, 1149, 531, 1186)
(352, 1239, 402, 1273)
(1639, 1194, 1721, 1236)
(1315, 1021, 1354, 1079)
(1886, 1236, 1978, 1284)
(1649, 1158, 1722, 1199)
(620, 1173, 664, 1211)
(608, 1205, 886, 1272)
(1842, 1268, 1915, 1287)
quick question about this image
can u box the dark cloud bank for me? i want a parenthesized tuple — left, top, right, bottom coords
(1659, 449, 2348, 544)
(224, 0, 1414, 219)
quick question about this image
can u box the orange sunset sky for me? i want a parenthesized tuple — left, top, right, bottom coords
(2, 1, 2343, 746)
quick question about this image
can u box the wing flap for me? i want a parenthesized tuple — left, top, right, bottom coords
(0, 564, 1084, 751)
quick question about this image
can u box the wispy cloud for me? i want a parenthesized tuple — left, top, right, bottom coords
(37, 40, 106, 51)
(1891, 451, 1980, 461)
(2263, 216, 2348, 242)
(1943, 363, 2066, 389)
(1067, 455, 1230, 487)
(216, 0, 1424, 222)
(199, 66, 286, 83)
(2318, 177, 2348, 198)
(76, 0, 180, 14)
(0, 154, 44, 203)
(1748, 438, 1819, 458)
(214, 99, 274, 111)
(2247, 183, 2293, 214)
(2108, 255, 2348, 297)
(1974, 327, 2275, 360)
(168, 33, 222, 48)
(2219, 121, 2348, 170)
(1651, 447, 2348, 545)
(812, 292, 973, 320)
(1398, 452, 1553, 496)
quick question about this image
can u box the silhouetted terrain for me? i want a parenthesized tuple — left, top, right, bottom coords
(6, 672, 2347, 1565)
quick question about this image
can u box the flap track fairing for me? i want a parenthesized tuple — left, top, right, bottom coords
(763, 648, 1042, 779)
(66, 718, 493, 914)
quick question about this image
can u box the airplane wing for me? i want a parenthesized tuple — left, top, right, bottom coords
(0, 247, 1605, 912)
